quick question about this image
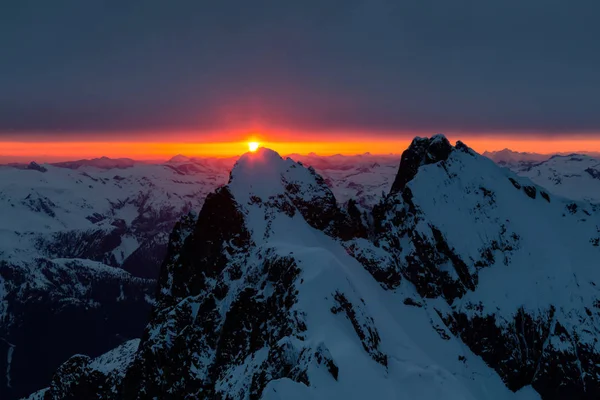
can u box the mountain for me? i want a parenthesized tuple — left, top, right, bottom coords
(483, 149, 600, 203)
(372, 136, 600, 399)
(30, 138, 600, 399)
(0, 161, 230, 279)
(0, 258, 155, 400)
(511, 154, 600, 204)
(482, 149, 552, 166)
(50, 157, 138, 170)
(286, 153, 399, 210)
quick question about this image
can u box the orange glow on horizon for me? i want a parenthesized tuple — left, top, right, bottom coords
(3, 135, 600, 163)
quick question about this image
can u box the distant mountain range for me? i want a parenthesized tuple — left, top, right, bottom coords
(483, 148, 600, 165)
(480, 149, 600, 204)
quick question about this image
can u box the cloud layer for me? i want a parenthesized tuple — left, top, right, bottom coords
(1, 0, 599, 137)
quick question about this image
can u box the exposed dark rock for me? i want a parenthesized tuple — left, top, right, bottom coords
(567, 203, 578, 214)
(155, 186, 251, 308)
(508, 177, 522, 190)
(523, 186, 537, 199)
(401, 226, 473, 303)
(283, 168, 367, 241)
(27, 162, 47, 173)
(23, 194, 56, 217)
(343, 240, 402, 290)
(331, 292, 387, 367)
(36, 228, 124, 267)
(390, 135, 453, 194)
(85, 213, 106, 224)
(585, 168, 600, 179)
(403, 298, 422, 307)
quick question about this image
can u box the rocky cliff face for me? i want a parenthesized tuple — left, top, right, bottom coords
(30, 141, 600, 400)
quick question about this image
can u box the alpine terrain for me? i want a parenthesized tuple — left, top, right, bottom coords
(24, 135, 600, 399)
(515, 154, 600, 203)
(0, 157, 231, 400)
(0, 153, 399, 399)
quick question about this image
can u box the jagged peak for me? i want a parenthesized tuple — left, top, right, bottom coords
(27, 161, 47, 172)
(390, 134, 473, 194)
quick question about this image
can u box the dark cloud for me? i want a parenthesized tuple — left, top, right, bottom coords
(1, 0, 599, 137)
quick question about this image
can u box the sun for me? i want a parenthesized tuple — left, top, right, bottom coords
(248, 141, 260, 152)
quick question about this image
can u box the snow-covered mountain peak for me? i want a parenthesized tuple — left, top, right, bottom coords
(226, 147, 364, 245)
(372, 138, 600, 397)
(230, 148, 332, 207)
(390, 134, 474, 193)
(229, 147, 295, 199)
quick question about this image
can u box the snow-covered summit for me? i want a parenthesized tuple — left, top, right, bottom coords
(229, 147, 295, 199)
(229, 148, 333, 207)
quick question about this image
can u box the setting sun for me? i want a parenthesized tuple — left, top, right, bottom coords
(248, 141, 260, 152)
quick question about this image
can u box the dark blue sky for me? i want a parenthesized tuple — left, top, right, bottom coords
(1, 0, 599, 139)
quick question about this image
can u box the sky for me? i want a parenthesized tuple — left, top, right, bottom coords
(2, 1, 600, 160)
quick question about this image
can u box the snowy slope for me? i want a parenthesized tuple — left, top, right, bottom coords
(0, 155, 393, 279)
(515, 154, 600, 203)
(0, 160, 229, 278)
(372, 136, 600, 399)
(484, 148, 600, 167)
(483, 150, 600, 203)
(30, 146, 552, 400)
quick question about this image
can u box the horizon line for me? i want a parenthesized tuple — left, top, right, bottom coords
(3, 136, 600, 163)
